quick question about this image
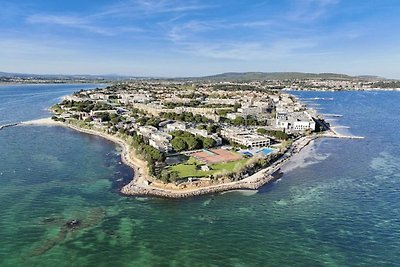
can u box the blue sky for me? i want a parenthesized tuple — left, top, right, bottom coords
(1, 0, 400, 78)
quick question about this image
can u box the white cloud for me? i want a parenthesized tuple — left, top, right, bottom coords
(289, 0, 340, 22)
(93, 0, 212, 18)
(26, 14, 142, 36)
(177, 39, 318, 61)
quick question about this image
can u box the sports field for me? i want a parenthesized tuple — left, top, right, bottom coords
(168, 157, 249, 179)
(191, 149, 242, 164)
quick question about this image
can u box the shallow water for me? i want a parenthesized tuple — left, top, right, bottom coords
(1, 86, 400, 266)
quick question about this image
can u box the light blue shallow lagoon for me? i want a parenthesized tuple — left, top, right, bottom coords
(0, 85, 400, 266)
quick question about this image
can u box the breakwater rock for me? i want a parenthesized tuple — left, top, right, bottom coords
(121, 172, 281, 199)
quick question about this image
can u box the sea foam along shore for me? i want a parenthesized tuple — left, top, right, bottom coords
(21, 118, 349, 198)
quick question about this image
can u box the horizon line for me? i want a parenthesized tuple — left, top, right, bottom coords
(0, 70, 391, 80)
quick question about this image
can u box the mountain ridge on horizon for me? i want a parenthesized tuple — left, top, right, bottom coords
(194, 72, 387, 81)
(0, 71, 389, 82)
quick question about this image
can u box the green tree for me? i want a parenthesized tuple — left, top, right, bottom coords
(267, 130, 289, 140)
(184, 112, 195, 122)
(186, 137, 201, 150)
(203, 137, 216, 149)
(171, 137, 188, 152)
(146, 117, 160, 127)
(197, 124, 207, 130)
(201, 116, 210, 123)
(257, 128, 267, 135)
(217, 109, 230, 116)
(194, 114, 203, 123)
(207, 124, 219, 134)
(233, 116, 245, 126)
(233, 102, 241, 112)
(110, 113, 121, 124)
(98, 112, 110, 122)
(169, 171, 179, 182)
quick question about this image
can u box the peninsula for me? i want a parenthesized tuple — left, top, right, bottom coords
(44, 80, 355, 198)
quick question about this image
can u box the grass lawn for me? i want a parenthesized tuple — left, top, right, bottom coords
(168, 157, 249, 179)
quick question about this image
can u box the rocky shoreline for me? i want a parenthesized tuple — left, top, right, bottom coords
(22, 117, 349, 199)
(120, 134, 319, 198)
(120, 171, 282, 198)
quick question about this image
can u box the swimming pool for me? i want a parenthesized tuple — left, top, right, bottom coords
(256, 147, 274, 156)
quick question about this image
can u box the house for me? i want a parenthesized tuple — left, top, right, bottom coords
(138, 126, 158, 137)
(221, 128, 270, 148)
(187, 128, 223, 146)
(276, 111, 316, 132)
(227, 113, 248, 120)
(151, 132, 172, 142)
(200, 165, 210, 171)
(166, 122, 187, 132)
(149, 139, 173, 153)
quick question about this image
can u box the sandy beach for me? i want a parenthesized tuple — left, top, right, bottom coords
(21, 118, 63, 126)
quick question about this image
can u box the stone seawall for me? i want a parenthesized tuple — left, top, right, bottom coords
(120, 172, 282, 198)
(23, 117, 348, 199)
(120, 133, 319, 198)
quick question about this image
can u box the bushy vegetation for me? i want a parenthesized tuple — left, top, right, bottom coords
(196, 124, 221, 134)
(220, 116, 263, 126)
(60, 100, 112, 112)
(213, 84, 258, 91)
(128, 133, 165, 177)
(257, 128, 290, 140)
(160, 111, 212, 123)
(372, 81, 400, 88)
(51, 116, 65, 122)
(256, 128, 267, 135)
(164, 100, 201, 109)
(170, 130, 216, 152)
(267, 130, 290, 140)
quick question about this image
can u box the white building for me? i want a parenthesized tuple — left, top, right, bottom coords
(150, 132, 172, 142)
(204, 98, 237, 105)
(89, 93, 109, 100)
(276, 111, 316, 132)
(227, 113, 248, 120)
(149, 139, 172, 153)
(221, 128, 270, 148)
(237, 106, 264, 116)
(119, 93, 153, 104)
(138, 126, 158, 137)
(90, 110, 117, 116)
(187, 128, 223, 146)
(166, 122, 187, 132)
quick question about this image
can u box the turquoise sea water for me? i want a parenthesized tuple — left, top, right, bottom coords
(1, 85, 400, 266)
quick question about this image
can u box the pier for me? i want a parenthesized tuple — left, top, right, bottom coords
(323, 129, 365, 139)
(322, 113, 343, 117)
(301, 97, 334, 101)
(0, 123, 19, 130)
(331, 126, 350, 129)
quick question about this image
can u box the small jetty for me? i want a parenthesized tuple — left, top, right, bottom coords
(332, 134, 364, 139)
(0, 123, 20, 130)
(323, 129, 365, 139)
(322, 113, 343, 118)
(301, 97, 334, 101)
(331, 125, 350, 129)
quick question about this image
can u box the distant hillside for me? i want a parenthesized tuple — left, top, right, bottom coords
(1, 71, 389, 83)
(195, 72, 384, 81)
(0, 71, 134, 81)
